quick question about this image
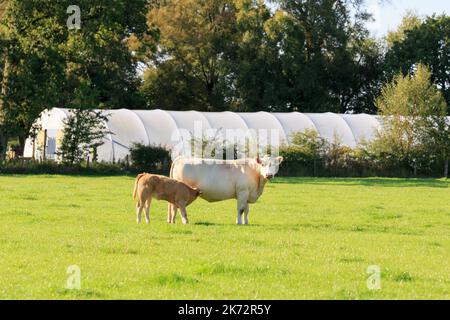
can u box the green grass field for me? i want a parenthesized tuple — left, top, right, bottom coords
(0, 175, 449, 300)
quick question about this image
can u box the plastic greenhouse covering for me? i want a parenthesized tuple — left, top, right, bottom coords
(24, 108, 446, 163)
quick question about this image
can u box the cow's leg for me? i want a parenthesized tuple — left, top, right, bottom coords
(170, 205, 179, 224)
(236, 207, 243, 225)
(167, 203, 173, 223)
(136, 202, 143, 224)
(179, 205, 189, 225)
(236, 192, 249, 225)
(243, 204, 250, 225)
(144, 199, 151, 224)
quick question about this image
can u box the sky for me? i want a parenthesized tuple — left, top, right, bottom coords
(366, 0, 450, 37)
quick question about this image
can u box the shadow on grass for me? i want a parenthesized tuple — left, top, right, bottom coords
(193, 221, 263, 227)
(193, 221, 219, 226)
(56, 288, 104, 298)
(153, 273, 200, 286)
(196, 262, 285, 277)
(272, 177, 449, 188)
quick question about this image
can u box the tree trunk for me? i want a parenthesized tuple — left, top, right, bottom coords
(0, 55, 11, 161)
(1, 55, 11, 111)
(313, 159, 317, 177)
(18, 135, 26, 157)
(0, 132, 7, 161)
(444, 158, 449, 179)
(42, 129, 47, 161)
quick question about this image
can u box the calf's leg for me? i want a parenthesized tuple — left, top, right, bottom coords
(170, 205, 179, 224)
(145, 199, 151, 224)
(179, 205, 189, 225)
(136, 202, 143, 224)
(167, 204, 173, 223)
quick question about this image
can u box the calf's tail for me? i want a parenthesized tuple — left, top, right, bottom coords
(133, 173, 146, 200)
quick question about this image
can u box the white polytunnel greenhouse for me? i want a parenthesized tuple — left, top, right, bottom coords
(24, 108, 388, 163)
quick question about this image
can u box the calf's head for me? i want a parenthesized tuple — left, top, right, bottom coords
(187, 187, 202, 205)
(257, 155, 284, 180)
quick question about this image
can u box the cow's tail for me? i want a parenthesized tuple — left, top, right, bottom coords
(133, 173, 146, 200)
(167, 156, 182, 220)
(169, 155, 183, 179)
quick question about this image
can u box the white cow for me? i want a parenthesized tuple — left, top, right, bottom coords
(169, 155, 284, 225)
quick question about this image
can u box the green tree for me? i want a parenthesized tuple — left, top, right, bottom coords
(58, 109, 110, 165)
(265, 0, 383, 113)
(58, 82, 110, 165)
(62, 0, 157, 111)
(0, 0, 157, 158)
(386, 11, 422, 48)
(143, 0, 238, 111)
(375, 64, 449, 177)
(385, 14, 450, 112)
(142, 0, 281, 112)
(143, 0, 382, 113)
(225, 0, 280, 111)
(0, 0, 67, 158)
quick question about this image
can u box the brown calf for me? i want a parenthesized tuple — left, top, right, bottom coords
(133, 173, 201, 224)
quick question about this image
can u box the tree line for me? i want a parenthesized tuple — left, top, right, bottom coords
(0, 0, 449, 160)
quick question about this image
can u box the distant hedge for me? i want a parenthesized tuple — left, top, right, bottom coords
(1, 137, 447, 178)
(0, 159, 129, 176)
(0, 144, 173, 176)
(277, 130, 447, 178)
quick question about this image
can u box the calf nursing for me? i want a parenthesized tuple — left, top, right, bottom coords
(133, 173, 201, 224)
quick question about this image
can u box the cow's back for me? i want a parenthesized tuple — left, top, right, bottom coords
(171, 158, 250, 202)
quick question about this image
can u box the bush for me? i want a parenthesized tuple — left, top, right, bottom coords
(278, 146, 320, 176)
(277, 129, 446, 178)
(375, 64, 450, 178)
(129, 143, 171, 174)
(0, 144, 172, 176)
(0, 159, 128, 175)
(1, 131, 446, 178)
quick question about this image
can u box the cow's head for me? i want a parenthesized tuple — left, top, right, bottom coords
(257, 155, 284, 180)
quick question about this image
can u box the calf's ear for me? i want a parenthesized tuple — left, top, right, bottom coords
(277, 156, 284, 163)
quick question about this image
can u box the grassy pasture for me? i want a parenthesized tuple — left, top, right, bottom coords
(0, 175, 449, 300)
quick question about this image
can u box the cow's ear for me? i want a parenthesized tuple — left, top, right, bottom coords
(256, 157, 261, 164)
(277, 156, 284, 164)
